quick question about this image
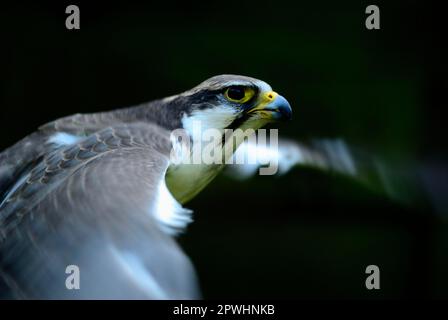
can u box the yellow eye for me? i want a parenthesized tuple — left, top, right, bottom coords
(224, 86, 255, 103)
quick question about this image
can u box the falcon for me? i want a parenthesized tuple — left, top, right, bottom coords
(0, 75, 292, 299)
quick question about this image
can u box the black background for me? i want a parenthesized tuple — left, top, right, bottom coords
(0, 0, 447, 299)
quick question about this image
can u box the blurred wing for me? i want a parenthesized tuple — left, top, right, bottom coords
(0, 123, 199, 299)
(227, 138, 427, 210)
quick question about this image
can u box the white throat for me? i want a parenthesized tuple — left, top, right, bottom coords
(166, 110, 269, 204)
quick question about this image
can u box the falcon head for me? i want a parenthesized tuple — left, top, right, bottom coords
(162, 74, 292, 135)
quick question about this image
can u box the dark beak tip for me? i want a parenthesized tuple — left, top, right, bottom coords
(261, 94, 293, 121)
(278, 104, 292, 121)
(281, 108, 292, 121)
(275, 95, 292, 121)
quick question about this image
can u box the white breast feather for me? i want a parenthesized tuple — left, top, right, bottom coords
(152, 179, 193, 236)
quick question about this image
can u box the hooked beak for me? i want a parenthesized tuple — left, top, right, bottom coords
(246, 91, 292, 121)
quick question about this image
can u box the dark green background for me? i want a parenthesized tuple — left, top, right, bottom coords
(0, 1, 446, 298)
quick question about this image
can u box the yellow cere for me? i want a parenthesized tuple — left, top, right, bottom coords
(262, 91, 278, 103)
(247, 91, 279, 116)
